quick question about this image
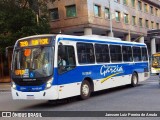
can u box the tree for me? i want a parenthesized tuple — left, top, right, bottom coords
(0, 0, 50, 54)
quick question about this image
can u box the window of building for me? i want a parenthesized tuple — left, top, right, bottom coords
(132, 16, 136, 26)
(114, 0, 120, 3)
(138, 1, 142, 11)
(133, 47, 142, 62)
(156, 23, 159, 29)
(151, 21, 154, 29)
(144, 3, 148, 13)
(66, 5, 77, 18)
(145, 20, 149, 28)
(105, 8, 110, 19)
(141, 47, 148, 61)
(124, 13, 129, 24)
(115, 11, 120, 22)
(122, 46, 133, 62)
(150, 6, 154, 14)
(156, 8, 158, 16)
(110, 45, 122, 62)
(131, 0, 135, 7)
(95, 44, 110, 63)
(123, 0, 128, 5)
(139, 18, 143, 27)
(77, 43, 95, 64)
(50, 8, 59, 20)
(94, 4, 101, 17)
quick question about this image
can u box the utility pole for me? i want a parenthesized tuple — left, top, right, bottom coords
(108, 0, 113, 37)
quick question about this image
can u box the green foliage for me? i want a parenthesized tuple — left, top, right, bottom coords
(0, 0, 50, 54)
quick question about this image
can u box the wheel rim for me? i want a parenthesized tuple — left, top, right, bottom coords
(82, 84, 89, 96)
(133, 75, 137, 85)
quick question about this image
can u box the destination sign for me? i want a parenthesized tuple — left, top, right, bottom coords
(153, 54, 160, 57)
(15, 70, 25, 76)
(19, 38, 50, 47)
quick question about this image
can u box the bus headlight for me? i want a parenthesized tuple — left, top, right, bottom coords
(46, 78, 53, 89)
(11, 82, 16, 89)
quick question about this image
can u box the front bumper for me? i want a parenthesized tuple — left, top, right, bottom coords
(11, 86, 58, 100)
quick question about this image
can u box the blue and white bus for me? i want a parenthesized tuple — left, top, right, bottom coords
(11, 34, 150, 100)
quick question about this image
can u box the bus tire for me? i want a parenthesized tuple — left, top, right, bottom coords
(131, 72, 138, 87)
(80, 80, 91, 100)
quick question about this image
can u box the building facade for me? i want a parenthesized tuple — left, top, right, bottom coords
(47, 0, 160, 55)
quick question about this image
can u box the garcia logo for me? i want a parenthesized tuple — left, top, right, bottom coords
(100, 65, 124, 76)
(100, 65, 124, 83)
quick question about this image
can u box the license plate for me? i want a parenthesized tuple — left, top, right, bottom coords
(144, 72, 149, 77)
(26, 95, 35, 99)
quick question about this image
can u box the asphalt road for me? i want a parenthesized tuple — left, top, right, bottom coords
(1, 75, 160, 120)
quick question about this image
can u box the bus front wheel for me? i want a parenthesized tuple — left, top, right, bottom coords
(80, 80, 91, 100)
(131, 72, 138, 87)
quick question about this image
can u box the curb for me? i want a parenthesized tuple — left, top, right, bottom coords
(0, 83, 11, 92)
(0, 90, 11, 92)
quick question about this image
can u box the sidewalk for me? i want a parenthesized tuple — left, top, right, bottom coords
(0, 83, 11, 91)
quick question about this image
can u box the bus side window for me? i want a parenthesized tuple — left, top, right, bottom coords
(141, 47, 148, 61)
(58, 45, 76, 74)
(133, 47, 142, 62)
(66, 46, 76, 70)
(122, 46, 133, 62)
(95, 44, 110, 63)
(77, 43, 95, 64)
(81, 50, 87, 63)
(110, 45, 122, 62)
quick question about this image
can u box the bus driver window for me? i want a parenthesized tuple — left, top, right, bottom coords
(58, 45, 76, 73)
(58, 55, 66, 73)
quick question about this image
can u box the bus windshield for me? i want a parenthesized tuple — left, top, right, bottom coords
(152, 55, 160, 68)
(12, 46, 54, 78)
